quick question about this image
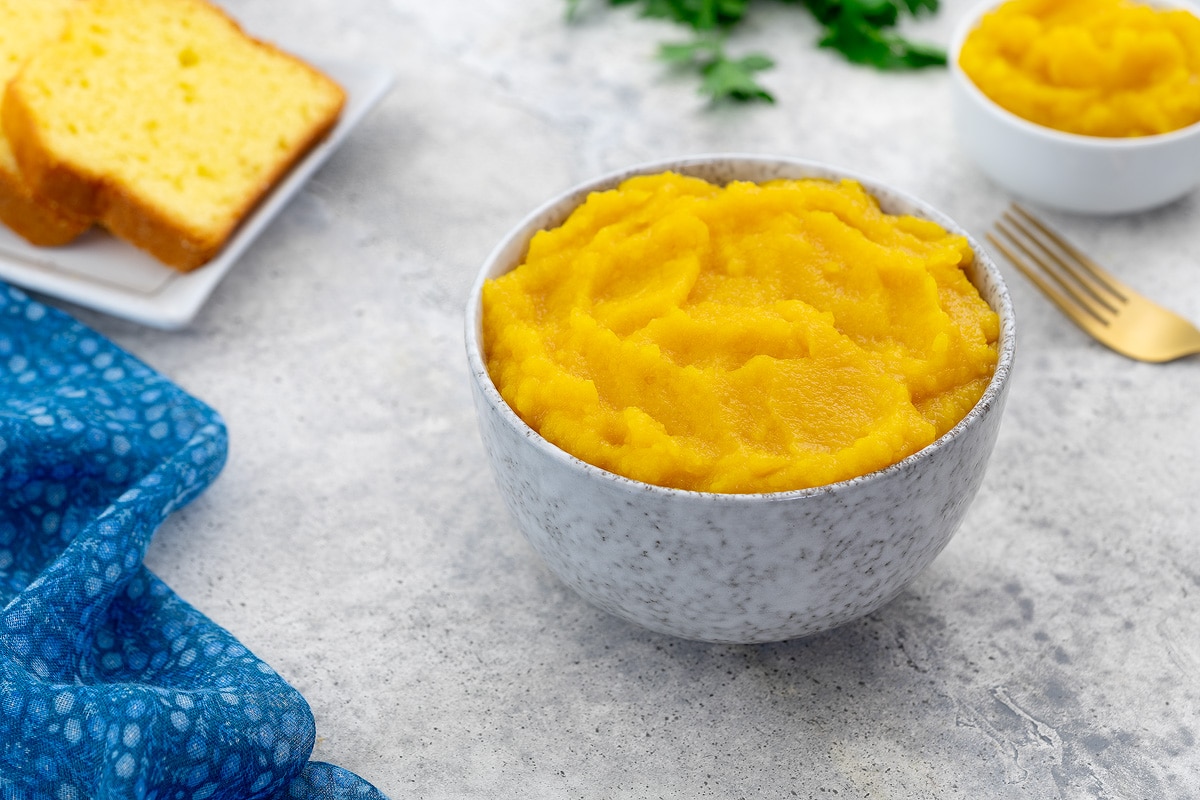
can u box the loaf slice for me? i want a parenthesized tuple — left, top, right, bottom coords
(2, 0, 346, 270)
(0, 0, 90, 246)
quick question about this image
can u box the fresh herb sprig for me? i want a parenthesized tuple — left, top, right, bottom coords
(567, 0, 946, 104)
(659, 33, 776, 103)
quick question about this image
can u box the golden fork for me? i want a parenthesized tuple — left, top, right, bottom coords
(987, 203, 1200, 363)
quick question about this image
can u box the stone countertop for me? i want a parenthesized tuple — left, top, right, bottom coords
(43, 0, 1200, 797)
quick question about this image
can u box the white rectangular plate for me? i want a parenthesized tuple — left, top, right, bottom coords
(0, 57, 393, 330)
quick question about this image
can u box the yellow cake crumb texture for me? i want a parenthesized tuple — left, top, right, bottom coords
(0, 0, 89, 245)
(483, 173, 1000, 495)
(959, 0, 1200, 137)
(0, 0, 345, 269)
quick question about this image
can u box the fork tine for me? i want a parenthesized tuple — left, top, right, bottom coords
(991, 203, 1200, 362)
(987, 221, 1113, 327)
(1009, 204, 1130, 304)
(984, 231, 1104, 340)
(998, 212, 1119, 317)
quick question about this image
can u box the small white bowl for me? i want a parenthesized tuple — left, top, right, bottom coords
(465, 154, 1016, 644)
(950, 0, 1200, 215)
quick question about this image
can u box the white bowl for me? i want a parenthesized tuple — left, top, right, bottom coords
(950, 0, 1200, 215)
(465, 154, 1016, 644)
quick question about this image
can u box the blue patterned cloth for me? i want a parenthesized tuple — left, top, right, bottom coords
(0, 284, 386, 800)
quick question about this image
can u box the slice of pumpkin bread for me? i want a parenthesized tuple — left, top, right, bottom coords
(0, 0, 90, 246)
(2, 0, 345, 270)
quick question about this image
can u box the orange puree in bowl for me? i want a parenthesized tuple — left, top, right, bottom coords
(482, 173, 999, 494)
(959, 0, 1200, 137)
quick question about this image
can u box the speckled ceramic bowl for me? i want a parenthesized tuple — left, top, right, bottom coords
(465, 154, 1016, 644)
(950, 0, 1200, 215)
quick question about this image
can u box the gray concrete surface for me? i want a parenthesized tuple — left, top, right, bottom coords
(41, 0, 1200, 797)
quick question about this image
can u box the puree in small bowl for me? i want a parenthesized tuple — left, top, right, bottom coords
(958, 0, 1200, 137)
(482, 172, 1000, 494)
(950, 0, 1200, 213)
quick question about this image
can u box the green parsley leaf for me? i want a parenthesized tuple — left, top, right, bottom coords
(571, 0, 946, 103)
(700, 52, 776, 103)
(658, 35, 775, 103)
(818, 12, 947, 70)
(658, 38, 721, 65)
(898, 0, 939, 14)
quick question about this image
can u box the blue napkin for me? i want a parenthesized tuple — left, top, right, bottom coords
(0, 284, 386, 800)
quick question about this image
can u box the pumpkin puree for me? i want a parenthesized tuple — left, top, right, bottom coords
(959, 0, 1200, 137)
(482, 173, 999, 494)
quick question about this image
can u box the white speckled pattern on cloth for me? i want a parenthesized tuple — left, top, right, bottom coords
(34, 0, 1200, 797)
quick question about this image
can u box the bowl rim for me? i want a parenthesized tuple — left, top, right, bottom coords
(464, 153, 1017, 503)
(950, 0, 1200, 148)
